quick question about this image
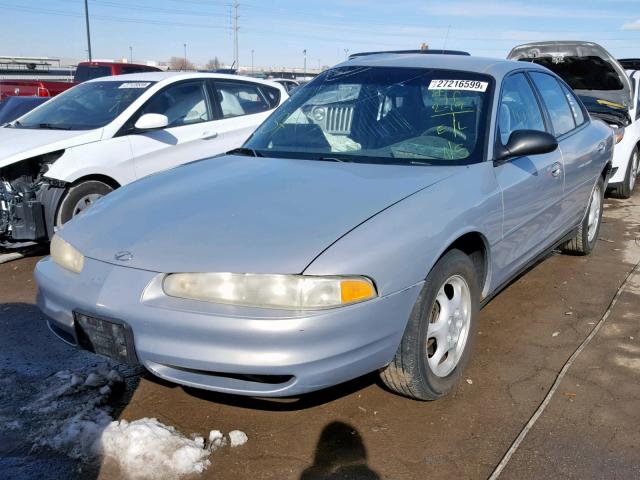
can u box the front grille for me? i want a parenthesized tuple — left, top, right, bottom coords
(326, 106, 354, 134)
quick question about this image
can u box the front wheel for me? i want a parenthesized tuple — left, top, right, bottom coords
(55, 180, 114, 227)
(560, 177, 604, 256)
(380, 249, 480, 400)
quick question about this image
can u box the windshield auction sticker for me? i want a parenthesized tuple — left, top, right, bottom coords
(428, 80, 488, 92)
(118, 82, 152, 89)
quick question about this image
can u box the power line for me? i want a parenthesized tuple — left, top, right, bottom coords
(56, 0, 230, 18)
(0, 2, 231, 30)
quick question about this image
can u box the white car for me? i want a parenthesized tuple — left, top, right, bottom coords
(0, 72, 287, 245)
(509, 42, 640, 198)
(270, 78, 300, 93)
(612, 69, 640, 197)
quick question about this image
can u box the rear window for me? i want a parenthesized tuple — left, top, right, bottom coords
(120, 65, 156, 74)
(521, 56, 623, 91)
(75, 65, 112, 82)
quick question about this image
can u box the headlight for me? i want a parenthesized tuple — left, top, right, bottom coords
(50, 234, 85, 274)
(614, 126, 625, 144)
(163, 273, 377, 310)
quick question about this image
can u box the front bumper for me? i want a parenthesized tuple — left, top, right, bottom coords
(35, 256, 421, 397)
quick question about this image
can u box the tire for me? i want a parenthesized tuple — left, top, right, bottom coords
(55, 180, 113, 227)
(380, 249, 480, 401)
(609, 147, 638, 199)
(560, 177, 604, 256)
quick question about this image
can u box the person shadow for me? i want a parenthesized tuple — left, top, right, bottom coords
(300, 421, 380, 480)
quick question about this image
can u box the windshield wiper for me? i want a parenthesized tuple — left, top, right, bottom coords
(37, 123, 72, 130)
(226, 147, 264, 157)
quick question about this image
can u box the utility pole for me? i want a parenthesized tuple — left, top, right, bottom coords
(303, 49, 307, 78)
(129, 46, 133, 63)
(84, 0, 92, 61)
(344, 48, 349, 60)
(232, 0, 239, 69)
(251, 49, 254, 73)
(183, 43, 187, 70)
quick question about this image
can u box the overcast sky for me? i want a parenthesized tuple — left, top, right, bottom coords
(4, 0, 640, 68)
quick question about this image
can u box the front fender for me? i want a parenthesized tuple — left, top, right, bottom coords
(303, 162, 502, 297)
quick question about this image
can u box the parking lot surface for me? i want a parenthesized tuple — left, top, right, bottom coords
(1, 191, 639, 480)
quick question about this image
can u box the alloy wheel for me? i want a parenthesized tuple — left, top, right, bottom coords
(426, 274, 472, 378)
(72, 193, 103, 217)
(587, 184, 602, 243)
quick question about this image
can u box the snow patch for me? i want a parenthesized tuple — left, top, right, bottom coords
(229, 430, 248, 447)
(97, 418, 226, 479)
(208, 429, 227, 448)
(3, 362, 247, 478)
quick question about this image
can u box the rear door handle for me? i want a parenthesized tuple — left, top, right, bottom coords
(597, 142, 606, 152)
(202, 131, 219, 140)
(551, 162, 562, 178)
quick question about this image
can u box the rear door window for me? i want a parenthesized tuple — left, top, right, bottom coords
(560, 83, 586, 126)
(498, 73, 546, 144)
(529, 72, 576, 136)
(74, 65, 112, 82)
(214, 81, 275, 118)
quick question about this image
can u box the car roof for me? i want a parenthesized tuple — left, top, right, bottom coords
(341, 53, 549, 79)
(85, 71, 283, 87)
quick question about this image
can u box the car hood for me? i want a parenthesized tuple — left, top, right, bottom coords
(60, 155, 461, 274)
(508, 41, 632, 108)
(0, 127, 102, 169)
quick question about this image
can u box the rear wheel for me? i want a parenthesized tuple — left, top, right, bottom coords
(380, 249, 479, 400)
(560, 177, 604, 256)
(55, 180, 113, 227)
(610, 148, 638, 199)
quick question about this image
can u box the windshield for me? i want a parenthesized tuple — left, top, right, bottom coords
(14, 80, 155, 130)
(245, 66, 493, 165)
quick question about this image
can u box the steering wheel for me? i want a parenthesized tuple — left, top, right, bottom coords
(424, 125, 468, 141)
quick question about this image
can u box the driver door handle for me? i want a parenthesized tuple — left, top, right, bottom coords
(597, 142, 606, 152)
(202, 131, 219, 140)
(551, 162, 562, 178)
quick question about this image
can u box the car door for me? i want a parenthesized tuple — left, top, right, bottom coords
(492, 72, 565, 278)
(127, 79, 219, 179)
(529, 72, 597, 228)
(207, 79, 282, 152)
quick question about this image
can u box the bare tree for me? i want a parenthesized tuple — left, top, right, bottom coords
(168, 56, 195, 71)
(206, 57, 221, 70)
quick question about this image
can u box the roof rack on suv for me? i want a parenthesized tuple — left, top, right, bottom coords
(348, 49, 470, 60)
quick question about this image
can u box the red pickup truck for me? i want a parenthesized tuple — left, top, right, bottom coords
(0, 61, 161, 100)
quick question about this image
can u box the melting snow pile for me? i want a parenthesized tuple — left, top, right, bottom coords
(97, 419, 248, 479)
(98, 418, 212, 479)
(3, 363, 248, 479)
(22, 366, 124, 459)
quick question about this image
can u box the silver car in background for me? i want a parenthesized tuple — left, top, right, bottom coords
(35, 53, 613, 400)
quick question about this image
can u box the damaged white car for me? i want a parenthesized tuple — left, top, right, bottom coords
(509, 41, 640, 198)
(0, 72, 287, 247)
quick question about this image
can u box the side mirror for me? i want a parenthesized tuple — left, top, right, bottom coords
(495, 130, 558, 163)
(134, 113, 169, 130)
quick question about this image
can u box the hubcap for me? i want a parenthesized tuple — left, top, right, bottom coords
(587, 185, 601, 243)
(426, 275, 472, 378)
(72, 193, 103, 217)
(631, 152, 638, 191)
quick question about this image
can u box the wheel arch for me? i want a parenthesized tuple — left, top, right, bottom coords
(435, 231, 491, 299)
(67, 173, 121, 190)
(49, 174, 121, 235)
